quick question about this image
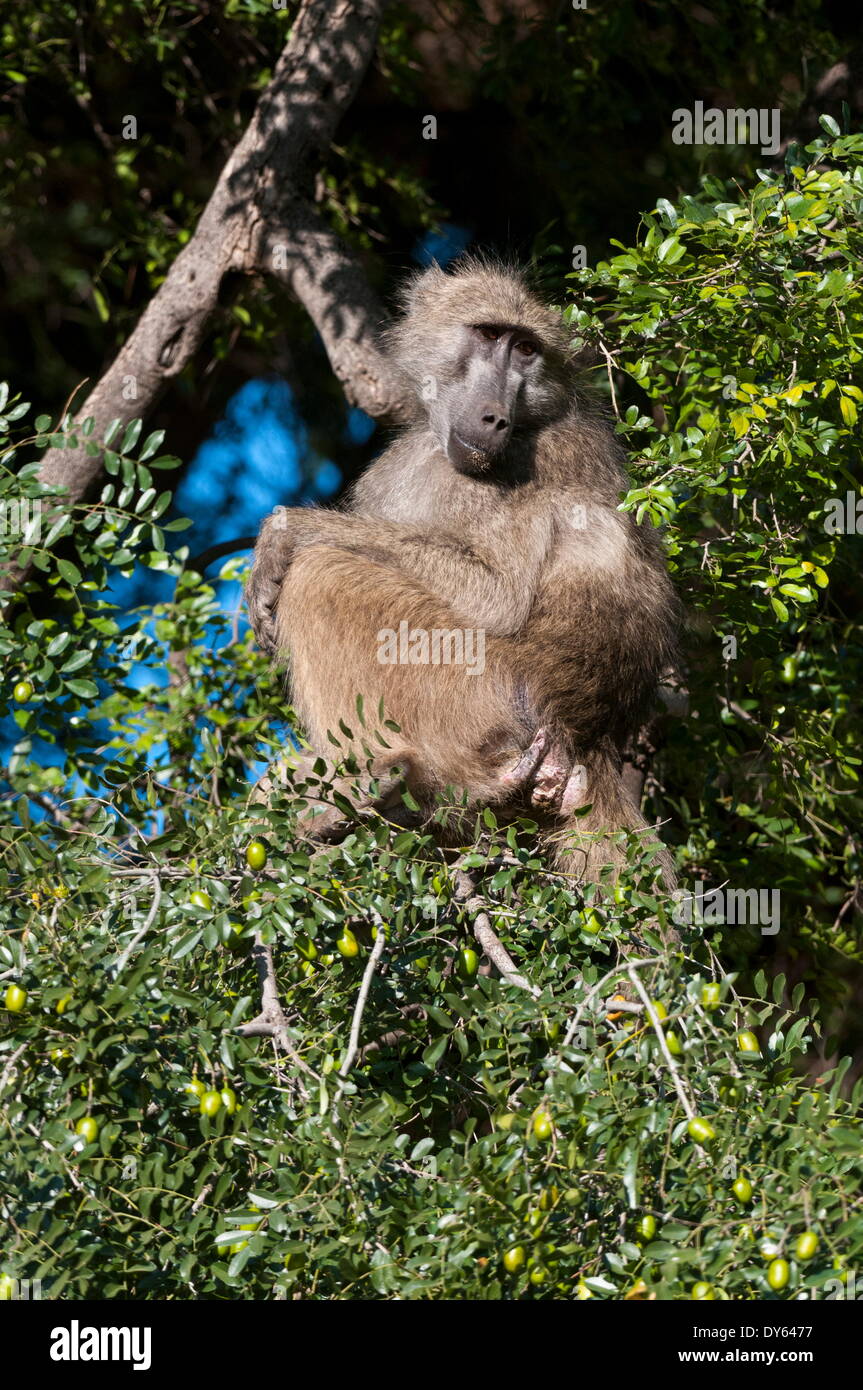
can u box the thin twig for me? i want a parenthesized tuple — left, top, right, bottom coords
(627, 966, 696, 1120)
(236, 932, 316, 1096)
(190, 1183, 213, 1216)
(114, 875, 162, 975)
(562, 957, 659, 1049)
(0, 1042, 28, 1095)
(337, 927, 386, 1092)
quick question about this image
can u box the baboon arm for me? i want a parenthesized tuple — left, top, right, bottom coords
(247, 505, 553, 654)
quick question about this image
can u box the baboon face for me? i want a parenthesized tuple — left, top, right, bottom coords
(429, 321, 547, 474)
(388, 259, 575, 477)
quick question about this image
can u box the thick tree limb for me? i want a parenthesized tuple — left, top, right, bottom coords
(10, 0, 409, 595)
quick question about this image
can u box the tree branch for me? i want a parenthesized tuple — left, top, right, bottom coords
(236, 931, 317, 1096)
(453, 863, 540, 997)
(336, 924, 386, 1097)
(9, 0, 408, 594)
(114, 873, 162, 976)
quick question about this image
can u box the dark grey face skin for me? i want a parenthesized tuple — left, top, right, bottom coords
(429, 323, 548, 475)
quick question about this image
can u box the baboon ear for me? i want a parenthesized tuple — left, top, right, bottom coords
(396, 263, 448, 319)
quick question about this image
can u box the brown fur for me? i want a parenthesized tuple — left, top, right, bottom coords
(247, 260, 680, 885)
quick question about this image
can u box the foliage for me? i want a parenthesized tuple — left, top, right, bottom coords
(568, 120, 863, 993)
(1, 126, 862, 1300)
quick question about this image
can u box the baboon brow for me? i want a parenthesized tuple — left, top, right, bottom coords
(470, 322, 544, 346)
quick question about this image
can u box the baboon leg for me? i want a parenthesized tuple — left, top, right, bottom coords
(545, 749, 677, 892)
(274, 545, 531, 808)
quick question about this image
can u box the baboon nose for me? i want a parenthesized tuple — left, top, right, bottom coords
(479, 405, 509, 434)
(449, 403, 512, 468)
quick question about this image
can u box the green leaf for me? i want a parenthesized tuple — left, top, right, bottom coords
(120, 419, 143, 454)
(65, 678, 98, 698)
(57, 559, 82, 585)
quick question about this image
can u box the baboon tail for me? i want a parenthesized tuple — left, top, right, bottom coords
(545, 748, 677, 892)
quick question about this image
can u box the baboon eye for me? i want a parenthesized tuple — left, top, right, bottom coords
(516, 340, 539, 357)
(476, 325, 502, 342)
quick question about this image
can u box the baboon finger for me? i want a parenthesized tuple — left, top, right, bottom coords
(499, 727, 550, 792)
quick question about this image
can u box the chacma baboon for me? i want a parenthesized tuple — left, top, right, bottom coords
(246, 258, 679, 885)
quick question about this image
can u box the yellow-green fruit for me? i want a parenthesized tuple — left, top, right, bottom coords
(795, 1231, 819, 1261)
(184, 1079, 205, 1097)
(532, 1109, 554, 1142)
(737, 1030, 761, 1055)
(245, 840, 267, 871)
(649, 1000, 668, 1023)
(691, 1282, 714, 1300)
(336, 928, 360, 958)
(638, 1214, 657, 1241)
(75, 1117, 99, 1144)
(537, 1185, 559, 1211)
(298, 960, 316, 979)
(0, 1274, 15, 1300)
(190, 890, 211, 910)
(4, 984, 26, 1013)
(56, 994, 71, 1014)
(780, 656, 798, 684)
(701, 983, 721, 1010)
(371, 924, 387, 941)
(200, 1090, 222, 1117)
(665, 1031, 683, 1056)
(575, 1281, 593, 1299)
(580, 910, 602, 935)
(295, 933, 317, 961)
(687, 1117, 716, 1144)
(220, 1087, 237, 1114)
(732, 1176, 753, 1203)
(529, 1266, 547, 1285)
(457, 946, 479, 979)
(12, 680, 33, 703)
(503, 1246, 525, 1273)
(767, 1258, 790, 1291)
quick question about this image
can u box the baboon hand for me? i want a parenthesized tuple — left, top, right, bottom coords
(247, 509, 310, 655)
(501, 729, 587, 814)
(531, 750, 588, 814)
(245, 564, 282, 657)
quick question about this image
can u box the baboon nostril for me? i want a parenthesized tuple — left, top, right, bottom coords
(481, 410, 509, 431)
